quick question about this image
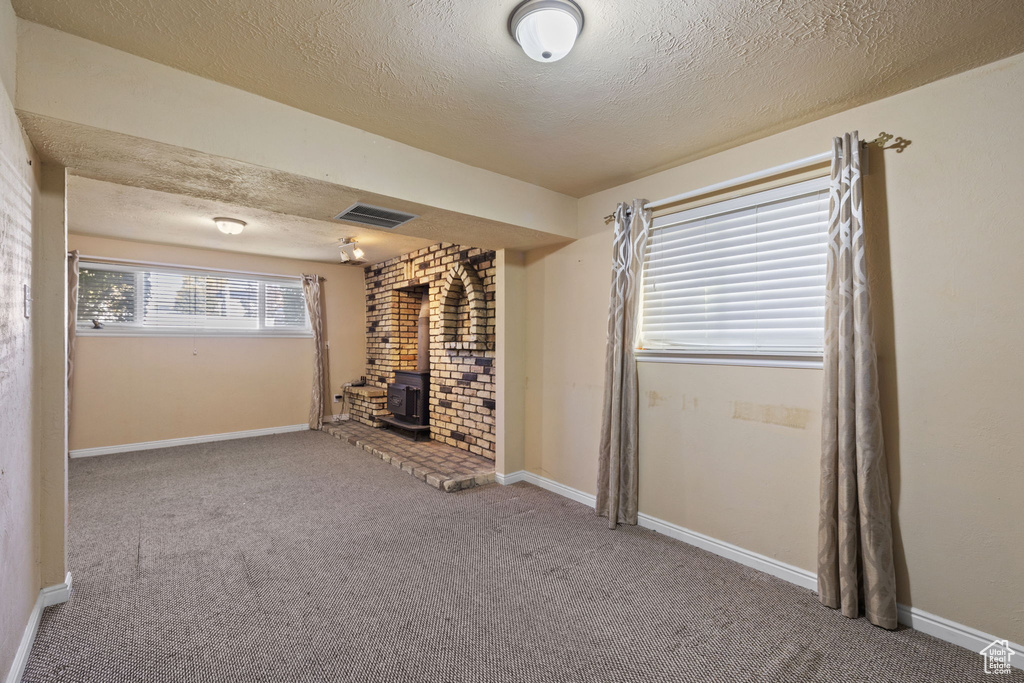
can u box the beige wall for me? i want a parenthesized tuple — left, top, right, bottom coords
(35, 164, 68, 588)
(67, 235, 367, 450)
(526, 52, 1024, 643)
(0, 0, 40, 675)
(495, 249, 527, 476)
(0, 0, 13, 102)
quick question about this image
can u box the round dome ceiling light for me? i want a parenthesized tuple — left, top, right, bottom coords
(509, 0, 584, 63)
(214, 217, 246, 235)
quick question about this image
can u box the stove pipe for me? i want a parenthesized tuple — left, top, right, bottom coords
(417, 294, 430, 372)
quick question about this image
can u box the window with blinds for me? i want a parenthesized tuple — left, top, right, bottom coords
(77, 262, 311, 337)
(640, 176, 830, 357)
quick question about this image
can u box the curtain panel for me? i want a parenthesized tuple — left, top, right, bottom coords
(817, 132, 898, 629)
(302, 274, 327, 431)
(597, 199, 651, 529)
(67, 250, 80, 439)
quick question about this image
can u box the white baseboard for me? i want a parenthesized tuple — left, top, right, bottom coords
(897, 604, 1023, 666)
(494, 470, 527, 485)
(635, 511, 818, 591)
(500, 470, 1022, 669)
(4, 573, 72, 683)
(69, 424, 309, 458)
(505, 470, 597, 507)
(40, 572, 73, 608)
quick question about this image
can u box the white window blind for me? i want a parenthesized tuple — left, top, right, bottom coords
(641, 176, 830, 356)
(77, 262, 311, 337)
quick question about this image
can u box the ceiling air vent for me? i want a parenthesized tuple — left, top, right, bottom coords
(333, 203, 418, 230)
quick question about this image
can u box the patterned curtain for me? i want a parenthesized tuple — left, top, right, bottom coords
(302, 274, 326, 430)
(67, 250, 80, 437)
(597, 199, 651, 528)
(817, 132, 898, 629)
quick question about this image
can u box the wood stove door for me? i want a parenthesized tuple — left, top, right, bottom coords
(387, 385, 410, 417)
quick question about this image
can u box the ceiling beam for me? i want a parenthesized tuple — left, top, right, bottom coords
(14, 20, 578, 244)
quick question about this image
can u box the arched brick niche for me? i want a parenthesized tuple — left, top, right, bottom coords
(438, 261, 490, 351)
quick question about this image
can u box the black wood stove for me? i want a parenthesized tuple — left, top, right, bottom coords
(382, 370, 430, 440)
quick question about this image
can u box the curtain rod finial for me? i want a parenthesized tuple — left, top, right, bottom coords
(870, 132, 911, 153)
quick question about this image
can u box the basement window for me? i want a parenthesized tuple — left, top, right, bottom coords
(76, 262, 311, 337)
(637, 176, 829, 368)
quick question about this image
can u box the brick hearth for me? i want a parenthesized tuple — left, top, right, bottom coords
(322, 420, 495, 492)
(342, 385, 388, 428)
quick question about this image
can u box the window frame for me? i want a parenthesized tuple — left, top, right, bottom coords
(636, 175, 830, 369)
(76, 261, 313, 339)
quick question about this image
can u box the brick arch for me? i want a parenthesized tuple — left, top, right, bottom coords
(438, 261, 487, 350)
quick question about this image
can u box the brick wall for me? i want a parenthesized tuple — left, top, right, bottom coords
(344, 386, 389, 428)
(364, 243, 496, 459)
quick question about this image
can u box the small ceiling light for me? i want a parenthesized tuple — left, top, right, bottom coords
(339, 237, 367, 264)
(509, 0, 584, 63)
(214, 217, 246, 235)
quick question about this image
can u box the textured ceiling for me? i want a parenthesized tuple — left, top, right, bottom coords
(13, 0, 1024, 197)
(67, 177, 435, 266)
(23, 113, 569, 261)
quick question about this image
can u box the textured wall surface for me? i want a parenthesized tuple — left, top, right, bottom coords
(0, 2, 38, 673)
(11, 0, 1024, 196)
(527, 52, 1024, 644)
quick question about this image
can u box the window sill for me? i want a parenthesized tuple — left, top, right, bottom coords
(76, 328, 313, 339)
(634, 350, 823, 370)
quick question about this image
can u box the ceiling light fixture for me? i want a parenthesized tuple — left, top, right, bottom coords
(339, 238, 366, 264)
(214, 217, 246, 235)
(509, 0, 584, 63)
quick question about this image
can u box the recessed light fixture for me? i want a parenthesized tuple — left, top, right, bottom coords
(509, 0, 584, 63)
(214, 217, 246, 235)
(339, 237, 366, 264)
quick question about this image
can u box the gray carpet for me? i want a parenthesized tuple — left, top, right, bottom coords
(23, 431, 1014, 682)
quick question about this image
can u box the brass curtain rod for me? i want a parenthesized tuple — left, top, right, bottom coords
(602, 132, 911, 223)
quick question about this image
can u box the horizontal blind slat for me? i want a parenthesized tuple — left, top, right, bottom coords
(645, 236, 826, 276)
(643, 278, 825, 302)
(645, 261, 826, 291)
(647, 216, 827, 260)
(644, 297, 825, 318)
(650, 193, 828, 244)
